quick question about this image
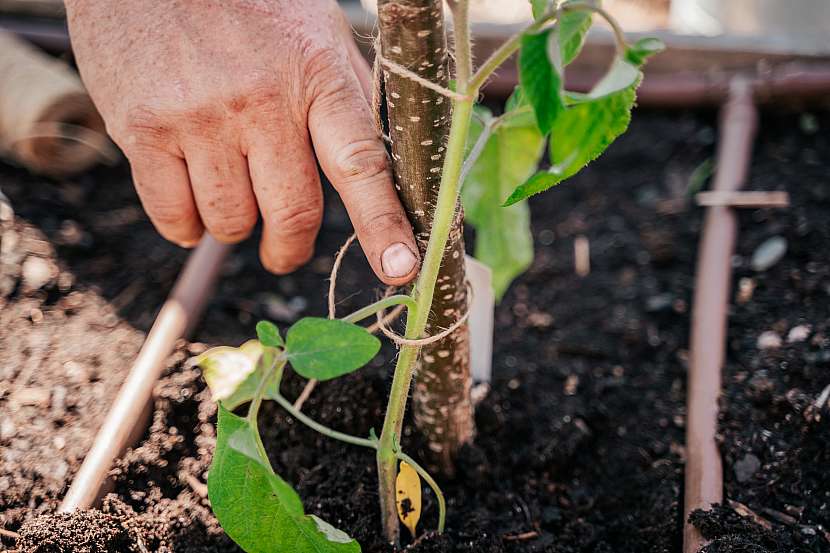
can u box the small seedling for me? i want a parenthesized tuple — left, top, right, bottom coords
(192, 1, 662, 549)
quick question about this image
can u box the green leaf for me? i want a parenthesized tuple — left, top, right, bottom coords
(530, 0, 548, 20)
(519, 28, 564, 134)
(255, 320, 284, 348)
(462, 91, 542, 299)
(625, 36, 665, 66)
(504, 171, 564, 205)
(504, 80, 636, 205)
(504, 47, 658, 205)
(285, 318, 380, 381)
(585, 56, 641, 98)
(555, 8, 592, 66)
(209, 405, 361, 553)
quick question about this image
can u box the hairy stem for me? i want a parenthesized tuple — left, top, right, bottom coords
(449, 0, 472, 87)
(468, 8, 558, 92)
(342, 295, 417, 325)
(246, 350, 281, 464)
(376, 50, 475, 552)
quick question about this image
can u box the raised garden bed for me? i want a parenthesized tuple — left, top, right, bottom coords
(1, 108, 828, 552)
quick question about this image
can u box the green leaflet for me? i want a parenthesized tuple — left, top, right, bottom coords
(529, 0, 548, 20)
(504, 71, 637, 205)
(520, 2, 593, 135)
(505, 40, 662, 205)
(255, 320, 284, 348)
(519, 28, 563, 134)
(555, 7, 592, 66)
(625, 37, 665, 66)
(208, 406, 361, 553)
(462, 92, 542, 299)
(285, 317, 380, 381)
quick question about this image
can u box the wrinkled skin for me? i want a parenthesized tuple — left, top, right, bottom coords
(65, 0, 420, 284)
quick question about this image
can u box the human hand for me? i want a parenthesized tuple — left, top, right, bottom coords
(65, 0, 420, 284)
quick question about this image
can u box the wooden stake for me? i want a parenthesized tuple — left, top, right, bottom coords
(376, 0, 474, 475)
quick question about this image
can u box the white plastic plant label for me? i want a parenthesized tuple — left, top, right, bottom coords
(465, 255, 494, 383)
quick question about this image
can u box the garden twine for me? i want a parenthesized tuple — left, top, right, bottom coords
(328, 232, 471, 348)
(372, 36, 472, 105)
(0, 31, 113, 176)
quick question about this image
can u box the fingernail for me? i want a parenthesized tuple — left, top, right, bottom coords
(381, 243, 417, 278)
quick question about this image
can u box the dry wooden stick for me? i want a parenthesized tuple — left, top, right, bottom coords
(0, 527, 21, 540)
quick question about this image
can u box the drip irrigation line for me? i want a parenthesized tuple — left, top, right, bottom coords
(59, 234, 230, 512)
(683, 77, 757, 553)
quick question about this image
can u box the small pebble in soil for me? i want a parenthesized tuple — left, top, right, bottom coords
(564, 374, 579, 395)
(21, 255, 55, 291)
(787, 324, 811, 343)
(646, 293, 673, 313)
(56, 220, 92, 247)
(736, 277, 756, 304)
(757, 331, 782, 350)
(527, 310, 554, 328)
(734, 453, 761, 483)
(538, 228, 555, 246)
(257, 293, 307, 322)
(0, 418, 16, 440)
(751, 236, 788, 272)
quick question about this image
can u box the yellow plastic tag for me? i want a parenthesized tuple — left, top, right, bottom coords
(395, 460, 422, 538)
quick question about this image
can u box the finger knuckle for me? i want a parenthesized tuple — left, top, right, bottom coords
(361, 209, 407, 236)
(209, 210, 257, 242)
(121, 105, 173, 150)
(331, 139, 390, 185)
(272, 202, 322, 237)
(145, 199, 195, 230)
(301, 41, 350, 103)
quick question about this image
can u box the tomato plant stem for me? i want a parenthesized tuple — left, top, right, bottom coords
(246, 351, 282, 465)
(376, 0, 475, 542)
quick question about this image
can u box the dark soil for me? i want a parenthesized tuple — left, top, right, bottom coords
(1, 108, 828, 553)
